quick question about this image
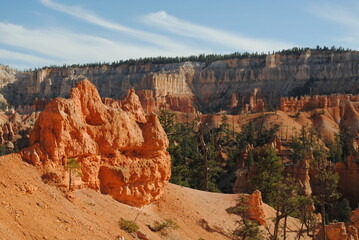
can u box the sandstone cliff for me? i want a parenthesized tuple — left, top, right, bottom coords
(2, 49, 359, 113)
(0, 65, 18, 104)
(22, 80, 171, 207)
(0, 65, 17, 88)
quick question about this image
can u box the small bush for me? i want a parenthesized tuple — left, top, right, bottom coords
(148, 218, 179, 232)
(119, 218, 139, 233)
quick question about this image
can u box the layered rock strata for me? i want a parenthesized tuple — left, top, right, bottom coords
(280, 94, 359, 112)
(0, 65, 17, 88)
(2, 50, 359, 113)
(22, 80, 171, 207)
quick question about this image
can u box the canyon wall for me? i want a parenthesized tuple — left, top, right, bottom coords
(1, 49, 359, 113)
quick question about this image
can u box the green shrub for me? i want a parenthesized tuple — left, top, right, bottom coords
(148, 218, 179, 232)
(118, 218, 139, 233)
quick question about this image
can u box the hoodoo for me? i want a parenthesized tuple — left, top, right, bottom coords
(22, 79, 171, 207)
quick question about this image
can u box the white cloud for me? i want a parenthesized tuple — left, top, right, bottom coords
(39, 0, 196, 52)
(1, 0, 298, 70)
(142, 11, 294, 52)
(0, 22, 207, 69)
(0, 48, 55, 66)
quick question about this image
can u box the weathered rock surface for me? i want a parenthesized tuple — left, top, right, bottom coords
(325, 208, 359, 240)
(280, 94, 359, 112)
(285, 159, 312, 196)
(336, 155, 359, 207)
(0, 65, 18, 105)
(0, 65, 17, 88)
(245, 190, 266, 226)
(326, 222, 358, 240)
(352, 209, 359, 230)
(22, 79, 171, 207)
(2, 50, 359, 113)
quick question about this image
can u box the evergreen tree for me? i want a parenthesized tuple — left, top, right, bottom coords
(328, 134, 343, 163)
(249, 145, 283, 203)
(66, 158, 82, 190)
(249, 145, 311, 240)
(158, 109, 176, 135)
(230, 195, 264, 240)
(158, 110, 223, 192)
(311, 144, 340, 240)
(268, 178, 311, 240)
(332, 198, 352, 222)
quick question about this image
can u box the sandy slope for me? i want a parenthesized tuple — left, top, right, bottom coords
(0, 153, 240, 240)
(0, 153, 307, 240)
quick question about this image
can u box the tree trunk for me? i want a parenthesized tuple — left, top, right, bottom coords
(321, 203, 327, 240)
(257, 111, 265, 138)
(198, 123, 208, 191)
(68, 169, 72, 190)
(283, 216, 288, 240)
(297, 221, 304, 240)
(273, 210, 281, 240)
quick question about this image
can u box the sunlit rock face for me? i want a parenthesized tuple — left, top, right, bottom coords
(4, 50, 359, 113)
(22, 80, 171, 207)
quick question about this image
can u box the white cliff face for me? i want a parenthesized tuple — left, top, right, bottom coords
(0, 65, 19, 104)
(0, 65, 17, 87)
(2, 50, 359, 112)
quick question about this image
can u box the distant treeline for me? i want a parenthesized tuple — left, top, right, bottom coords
(25, 46, 353, 72)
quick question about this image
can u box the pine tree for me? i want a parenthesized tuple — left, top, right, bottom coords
(249, 145, 283, 203)
(332, 198, 351, 222)
(311, 144, 340, 240)
(66, 158, 82, 190)
(229, 195, 264, 240)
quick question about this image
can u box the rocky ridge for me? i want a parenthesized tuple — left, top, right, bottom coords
(22, 79, 171, 207)
(2, 49, 359, 113)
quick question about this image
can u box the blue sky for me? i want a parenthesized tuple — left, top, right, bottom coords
(1, 0, 359, 70)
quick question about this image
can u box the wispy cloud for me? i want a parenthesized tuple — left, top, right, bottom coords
(309, 2, 359, 46)
(39, 0, 198, 52)
(0, 48, 55, 68)
(310, 4, 359, 27)
(142, 11, 294, 53)
(1, 0, 298, 70)
(0, 22, 204, 69)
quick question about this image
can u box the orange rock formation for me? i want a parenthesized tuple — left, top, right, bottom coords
(336, 155, 359, 207)
(326, 222, 358, 240)
(230, 88, 265, 113)
(22, 79, 171, 207)
(104, 90, 197, 114)
(136, 89, 197, 113)
(325, 208, 359, 240)
(280, 94, 359, 112)
(245, 190, 266, 226)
